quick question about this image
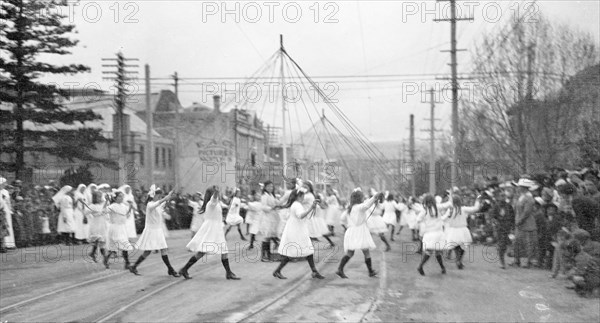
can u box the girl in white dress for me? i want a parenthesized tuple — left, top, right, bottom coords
(129, 186, 180, 277)
(366, 189, 391, 251)
(442, 194, 481, 269)
(325, 188, 342, 236)
(382, 194, 407, 242)
(189, 192, 203, 238)
(119, 185, 138, 240)
(224, 188, 246, 241)
(179, 186, 240, 280)
(54, 186, 75, 245)
(335, 188, 384, 279)
(259, 181, 279, 262)
(304, 181, 334, 247)
(272, 188, 325, 280)
(85, 191, 109, 263)
(245, 190, 267, 249)
(73, 184, 88, 243)
(104, 191, 135, 270)
(416, 194, 447, 276)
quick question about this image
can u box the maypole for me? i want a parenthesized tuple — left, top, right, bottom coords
(280, 34, 288, 184)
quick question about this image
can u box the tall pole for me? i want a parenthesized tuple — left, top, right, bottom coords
(429, 88, 436, 195)
(280, 34, 288, 184)
(410, 114, 415, 197)
(145, 64, 154, 186)
(172, 72, 181, 191)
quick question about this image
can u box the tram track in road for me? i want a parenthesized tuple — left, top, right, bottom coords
(0, 251, 193, 315)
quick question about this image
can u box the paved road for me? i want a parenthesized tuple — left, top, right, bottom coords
(1, 228, 598, 322)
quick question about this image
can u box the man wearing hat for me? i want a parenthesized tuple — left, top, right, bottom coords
(511, 178, 538, 268)
(0, 177, 16, 249)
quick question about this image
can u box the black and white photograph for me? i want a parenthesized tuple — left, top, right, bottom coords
(1, 0, 599, 322)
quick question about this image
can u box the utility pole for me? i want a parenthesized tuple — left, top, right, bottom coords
(280, 34, 288, 186)
(435, 0, 473, 190)
(409, 114, 416, 197)
(102, 52, 138, 186)
(145, 64, 154, 187)
(172, 72, 181, 191)
(421, 88, 443, 195)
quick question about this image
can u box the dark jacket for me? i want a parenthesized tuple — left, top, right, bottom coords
(516, 193, 537, 232)
(490, 200, 515, 234)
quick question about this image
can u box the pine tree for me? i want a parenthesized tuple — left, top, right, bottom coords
(0, 0, 114, 180)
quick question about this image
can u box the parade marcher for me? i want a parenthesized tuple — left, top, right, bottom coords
(104, 191, 135, 270)
(179, 186, 240, 280)
(73, 184, 89, 244)
(382, 193, 407, 242)
(54, 185, 75, 245)
(417, 194, 447, 276)
(511, 179, 538, 268)
(366, 189, 391, 251)
(442, 194, 481, 269)
(336, 188, 383, 279)
(119, 185, 138, 240)
(84, 191, 109, 263)
(272, 187, 325, 280)
(325, 187, 342, 236)
(1, 177, 16, 249)
(490, 189, 516, 269)
(259, 181, 279, 262)
(189, 192, 203, 238)
(224, 188, 246, 241)
(129, 186, 179, 277)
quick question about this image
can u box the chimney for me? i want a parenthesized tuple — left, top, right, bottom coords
(213, 95, 221, 113)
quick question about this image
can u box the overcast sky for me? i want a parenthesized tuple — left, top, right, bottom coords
(40, 0, 600, 146)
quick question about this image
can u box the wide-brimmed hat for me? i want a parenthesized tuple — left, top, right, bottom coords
(514, 178, 536, 188)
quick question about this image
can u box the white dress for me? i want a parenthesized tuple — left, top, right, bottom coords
(246, 201, 265, 235)
(136, 200, 169, 250)
(382, 200, 406, 226)
(1, 189, 16, 248)
(56, 196, 75, 233)
(442, 205, 478, 249)
(189, 200, 203, 233)
(86, 204, 108, 243)
(225, 197, 244, 225)
(278, 201, 314, 257)
(366, 203, 388, 234)
(186, 198, 228, 254)
(106, 203, 134, 251)
(418, 208, 447, 251)
(277, 190, 292, 236)
(343, 198, 377, 252)
(259, 193, 279, 238)
(325, 195, 341, 226)
(124, 197, 137, 239)
(305, 193, 329, 238)
(73, 188, 88, 240)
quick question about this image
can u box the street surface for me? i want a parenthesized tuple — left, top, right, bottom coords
(1, 229, 598, 322)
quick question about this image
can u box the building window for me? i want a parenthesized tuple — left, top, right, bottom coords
(155, 147, 160, 167)
(162, 148, 166, 168)
(168, 149, 172, 168)
(140, 145, 145, 166)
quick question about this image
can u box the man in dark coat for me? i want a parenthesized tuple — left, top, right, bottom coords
(491, 189, 515, 269)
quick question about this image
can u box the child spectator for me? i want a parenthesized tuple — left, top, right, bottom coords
(38, 209, 51, 245)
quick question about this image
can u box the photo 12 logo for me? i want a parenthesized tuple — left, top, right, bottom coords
(35, 0, 140, 24)
(401, 1, 540, 24)
(201, 1, 340, 23)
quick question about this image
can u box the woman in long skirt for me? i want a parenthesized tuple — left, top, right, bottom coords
(416, 194, 447, 275)
(258, 181, 278, 262)
(336, 188, 384, 278)
(272, 187, 325, 280)
(366, 189, 391, 251)
(224, 188, 246, 240)
(325, 188, 342, 236)
(85, 191, 109, 263)
(178, 186, 240, 280)
(129, 186, 179, 277)
(382, 193, 407, 241)
(104, 191, 135, 270)
(119, 185, 138, 240)
(73, 184, 88, 243)
(442, 194, 480, 269)
(54, 186, 75, 245)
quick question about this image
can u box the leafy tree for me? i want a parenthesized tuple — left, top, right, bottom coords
(0, 0, 114, 180)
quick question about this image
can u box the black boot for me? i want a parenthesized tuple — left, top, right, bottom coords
(179, 256, 199, 279)
(249, 234, 255, 249)
(456, 247, 464, 269)
(89, 243, 98, 263)
(390, 227, 395, 242)
(336, 255, 351, 278)
(418, 254, 430, 276)
(162, 255, 180, 277)
(238, 226, 247, 241)
(222, 258, 240, 280)
(273, 256, 290, 279)
(436, 254, 446, 274)
(307, 255, 324, 279)
(122, 251, 130, 270)
(365, 257, 377, 277)
(129, 253, 147, 275)
(261, 241, 272, 262)
(103, 250, 112, 269)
